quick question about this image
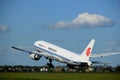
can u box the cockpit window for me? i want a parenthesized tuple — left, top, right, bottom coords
(39, 44, 43, 47)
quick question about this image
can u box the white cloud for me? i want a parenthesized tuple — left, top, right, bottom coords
(50, 13, 113, 28)
(117, 47, 120, 51)
(107, 41, 120, 46)
(106, 41, 120, 52)
(105, 47, 113, 52)
(0, 25, 8, 32)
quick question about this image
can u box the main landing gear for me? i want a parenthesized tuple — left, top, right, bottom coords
(47, 59, 54, 68)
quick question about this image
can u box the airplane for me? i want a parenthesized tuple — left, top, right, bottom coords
(12, 39, 120, 68)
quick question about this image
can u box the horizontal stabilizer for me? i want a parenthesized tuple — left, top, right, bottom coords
(91, 52, 120, 58)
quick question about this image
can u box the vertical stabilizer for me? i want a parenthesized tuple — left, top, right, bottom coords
(80, 39, 95, 62)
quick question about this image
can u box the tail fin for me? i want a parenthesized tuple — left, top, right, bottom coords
(80, 39, 95, 62)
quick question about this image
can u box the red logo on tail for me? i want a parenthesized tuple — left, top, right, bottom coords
(86, 48, 91, 56)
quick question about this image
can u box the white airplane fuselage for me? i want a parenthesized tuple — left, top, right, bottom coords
(34, 41, 81, 65)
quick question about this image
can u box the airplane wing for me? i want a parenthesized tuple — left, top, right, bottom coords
(12, 46, 33, 53)
(12, 46, 62, 61)
(12, 46, 45, 55)
(92, 61, 111, 64)
(91, 52, 120, 58)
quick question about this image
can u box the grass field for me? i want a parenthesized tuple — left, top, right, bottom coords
(0, 72, 120, 80)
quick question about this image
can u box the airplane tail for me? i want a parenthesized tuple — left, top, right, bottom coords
(80, 39, 95, 62)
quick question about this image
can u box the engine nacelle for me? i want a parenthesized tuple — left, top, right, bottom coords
(80, 61, 92, 66)
(29, 54, 42, 60)
(87, 61, 92, 66)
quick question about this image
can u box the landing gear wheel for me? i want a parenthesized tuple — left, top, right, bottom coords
(47, 63, 54, 68)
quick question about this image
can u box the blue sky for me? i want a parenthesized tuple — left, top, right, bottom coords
(0, 0, 120, 66)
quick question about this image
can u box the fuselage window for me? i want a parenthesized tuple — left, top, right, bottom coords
(48, 47, 57, 52)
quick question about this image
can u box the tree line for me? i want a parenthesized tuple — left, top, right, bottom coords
(0, 65, 120, 72)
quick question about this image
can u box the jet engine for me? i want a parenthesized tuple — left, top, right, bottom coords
(87, 61, 92, 66)
(80, 61, 92, 66)
(29, 54, 42, 60)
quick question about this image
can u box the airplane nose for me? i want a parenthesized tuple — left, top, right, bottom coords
(34, 41, 40, 46)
